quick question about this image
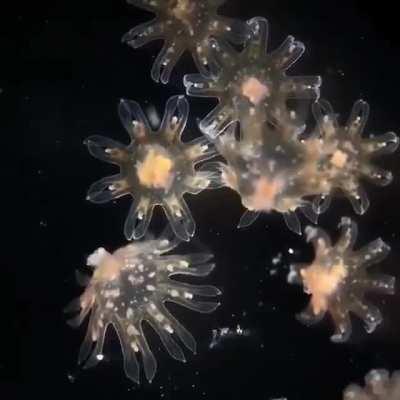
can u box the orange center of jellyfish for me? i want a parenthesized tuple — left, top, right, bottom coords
(136, 146, 174, 190)
(241, 77, 270, 106)
(244, 175, 283, 211)
(92, 250, 124, 282)
(300, 260, 348, 315)
(329, 149, 348, 169)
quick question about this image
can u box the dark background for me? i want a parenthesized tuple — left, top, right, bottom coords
(7, 0, 400, 398)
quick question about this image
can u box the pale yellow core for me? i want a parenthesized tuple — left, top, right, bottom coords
(93, 252, 123, 282)
(170, 0, 195, 23)
(300, 260, 348, 315)
(136, 147, 174, 190)
(241, 77, 270, 105)
(245, 176, 282, 211)
(330, 149, 348, 168)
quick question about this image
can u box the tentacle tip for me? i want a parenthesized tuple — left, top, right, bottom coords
(150, 68, 161, 84)
(330, 334, 348, 344)
(124, 230, 134, 241)
(63, 299, 80, 314)
(338, 216, 352, 228)
(296, 312, 309, 326)
(206, 263, 216, 273)
(132, 231, 146, 241)
(247, 15, 269, 25)
(365, 321, 380, 334)
(77, 357, 85, 366)
(65, 316, 76, 329)
(160, 77, 169, 85)
(379, 239, 391, 253)
(208, 37, 218, 47)
(295, 312, 305, 324)
(121, 32, 130, 43)
(147, 373, 156, 384)
(286, 35, 295, 43)
(330, 328, 351, 343)
(177, 233, 191, 242)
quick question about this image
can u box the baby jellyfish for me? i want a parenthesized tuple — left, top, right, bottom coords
(308, 99, 399, 215)
(288, 217, 395, 342)
(184, 16, 321, 138)
(123, 0, 250, 83)
(85, 95, 217, 241)
(65, 232, 220, 383)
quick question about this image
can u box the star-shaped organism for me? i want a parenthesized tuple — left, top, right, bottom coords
(288, 217, 394, 342)
(86, 95, 217, 241)
(184, 17, 321, 138)
(123, 0, 250, 83)
(65, 233, 220, 383)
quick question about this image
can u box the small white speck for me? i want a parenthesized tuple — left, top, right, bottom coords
(167, 264, 174, 272)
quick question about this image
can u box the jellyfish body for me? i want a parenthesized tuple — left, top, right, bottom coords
(288, 217, 395, 342)
(123, 0, 250, 83)
(65, 234, 220, 383)
(184, 17, 321, 138)
(207, 121, 314, 235)
(86, 95, 217, 241)
(306, 99, 399, 215)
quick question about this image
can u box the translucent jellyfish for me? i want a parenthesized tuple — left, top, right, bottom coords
(307, 99, 399, 215)
(65, 233, 220, 383)
(288, 217, 395, 342)
(184, 16, 321, 138)
(343, 369, 400, 400)
(122, 0, 250, 83)
(85, 95, 217, 241)
(206, 121, 316, 235)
